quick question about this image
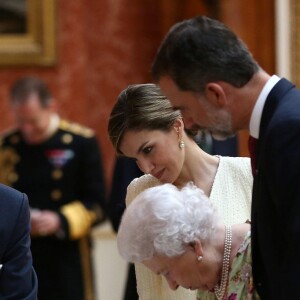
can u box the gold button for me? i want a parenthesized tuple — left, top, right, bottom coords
(51, 189, 62, 201)
(7, 172, 18, 183)
(62, 134, 73, 144)
(52, 169, 63, 180)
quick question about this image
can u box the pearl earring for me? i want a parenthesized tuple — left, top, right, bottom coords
(197, 256, 203, 262)
(179, 140, 185, 149)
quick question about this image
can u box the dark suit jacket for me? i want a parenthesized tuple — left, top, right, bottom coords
(108, 157, 143, 232)
(252, 78, 300, 299)
(0, 184, 38, 299)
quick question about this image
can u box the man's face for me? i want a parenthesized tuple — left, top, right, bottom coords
(12, 93, 53, 144)
(159, 76, 235, 140)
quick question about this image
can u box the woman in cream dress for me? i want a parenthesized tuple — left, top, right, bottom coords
(108, 84, 252, 300)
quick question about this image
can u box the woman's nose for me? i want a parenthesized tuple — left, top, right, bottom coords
(166, 278, 179, 290)
(137, 160, 154, 174)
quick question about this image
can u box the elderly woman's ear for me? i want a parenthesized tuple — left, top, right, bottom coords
(188, 239, 204, 260)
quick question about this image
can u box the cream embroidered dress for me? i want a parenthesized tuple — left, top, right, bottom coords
(125, 157, 253, 300)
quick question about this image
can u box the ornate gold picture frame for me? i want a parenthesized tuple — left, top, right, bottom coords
(0, 0, 56, 66)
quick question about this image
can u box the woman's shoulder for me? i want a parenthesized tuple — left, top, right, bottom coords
(219, 156, 250, 167)
(210, 156, 253, 224)
(126, 174, 161, 206)
(215, 156, 253, 195)
(218, 156, 252, 179)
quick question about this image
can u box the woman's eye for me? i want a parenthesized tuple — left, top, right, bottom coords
(142, 146, 152, 154)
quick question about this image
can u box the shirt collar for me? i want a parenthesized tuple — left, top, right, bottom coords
(249, 75, 280, 138)
(45, 113, 60, 138)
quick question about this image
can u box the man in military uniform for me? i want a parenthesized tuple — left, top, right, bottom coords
(0, 76, 106, 300)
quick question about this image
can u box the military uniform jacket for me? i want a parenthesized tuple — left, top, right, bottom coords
(0, 119, 106, 300)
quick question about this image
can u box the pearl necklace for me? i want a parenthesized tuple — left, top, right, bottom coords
(214, 225, 232, 300)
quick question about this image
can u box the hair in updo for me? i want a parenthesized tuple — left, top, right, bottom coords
(108, 83, 196, 154)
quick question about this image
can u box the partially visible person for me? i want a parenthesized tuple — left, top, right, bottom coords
(109, 129, 227, 300)
(109, 156, 143, 232)
(151, 15, 300, 299)
(0, 184, 38, 299)
(118, 183, 259, 300)
(109, 156, 142, 300)
(0, 76, 106, 300)
(108, 83, 252, 300)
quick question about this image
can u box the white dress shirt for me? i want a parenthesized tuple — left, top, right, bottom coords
(249, 75, 280, 138)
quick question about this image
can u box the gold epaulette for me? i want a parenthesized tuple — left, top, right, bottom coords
(59, 120, 95, 138)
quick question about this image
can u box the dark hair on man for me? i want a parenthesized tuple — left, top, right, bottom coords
(152, 16, 260, 92)
(10, 76, 52, 107)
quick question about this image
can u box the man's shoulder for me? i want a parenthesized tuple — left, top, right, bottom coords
(58, 119, 95, 139)
(0, 184, 25, 212)
(0, 128, 21, 146)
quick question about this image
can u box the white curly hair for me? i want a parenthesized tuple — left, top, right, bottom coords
(117, 182, 220, 262)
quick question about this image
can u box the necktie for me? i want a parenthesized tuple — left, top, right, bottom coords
(248, 135, 258, 175)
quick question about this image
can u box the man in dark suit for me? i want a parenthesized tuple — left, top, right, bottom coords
(0, 184, 38, 299)
(151, 16, 300, 299)
(108, 157, 143, 300)
(0, 76, 106, 300)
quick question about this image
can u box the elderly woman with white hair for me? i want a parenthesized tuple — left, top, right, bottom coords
(117, 183, 259, 300)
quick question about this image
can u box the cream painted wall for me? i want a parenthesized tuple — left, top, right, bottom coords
(92, 222, 128, 300)
(276, 0, 291, 79)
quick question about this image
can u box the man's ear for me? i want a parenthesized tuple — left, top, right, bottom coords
(204, 83, 227, 108)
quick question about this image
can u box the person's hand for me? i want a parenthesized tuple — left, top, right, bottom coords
(30, 209, 42, 236)
(30, 210, 61, 236)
